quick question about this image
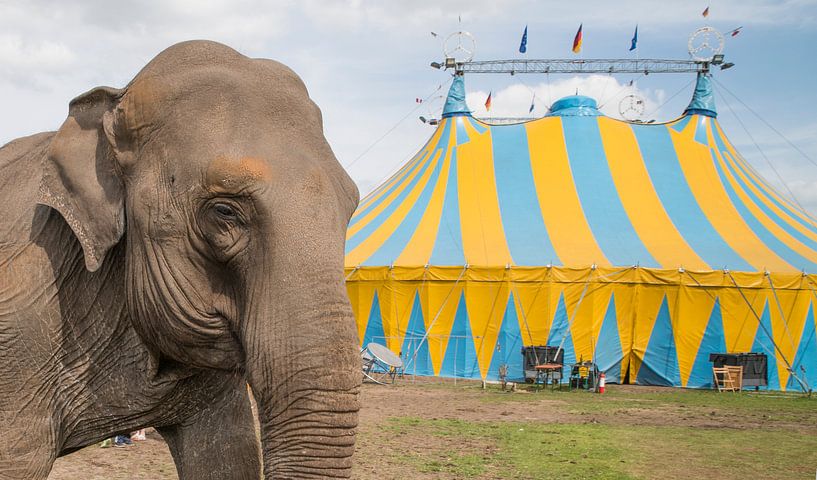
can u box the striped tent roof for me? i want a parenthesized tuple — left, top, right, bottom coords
(345, 74, 817, 273)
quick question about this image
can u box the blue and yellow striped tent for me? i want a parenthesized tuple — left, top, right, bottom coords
(345, 73, 817, 390)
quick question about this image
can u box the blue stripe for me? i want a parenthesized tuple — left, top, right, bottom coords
(632, 124, 752, 270)
(455, 117, 470, 145)
(430, 147, 465, 265)
(671, 115, 692, 133)
(711, 149, 817, 272)
(346, 122, 449, 253)
(693, 116, 710, 145)
(350, 148, 432, 228)
(719, 150, 817, 254)
(492, 124, 560, 265)
(362, 147, 445, 265)
(712, 128, 817, 237)
(563, 117, 658, 267)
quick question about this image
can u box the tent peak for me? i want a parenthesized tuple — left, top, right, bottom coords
(441, 74, 472, 118)
(684, 73, 717, 118)
(546, 95, 603, 117)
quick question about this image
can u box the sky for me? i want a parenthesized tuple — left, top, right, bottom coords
(2, 0, 817, 212)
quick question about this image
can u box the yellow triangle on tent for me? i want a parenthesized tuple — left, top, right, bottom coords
(420, 278, 466, 375)
(375, 282, 395, 351)
(346, 281, 378, 347)
(629, 287, 678, 380)
(570, 286, 613, 364)
(674, 285, 717, 387)
(611, 284, 636, 381)
(464, 275, 511, 378)
(388, 282, 419, 353)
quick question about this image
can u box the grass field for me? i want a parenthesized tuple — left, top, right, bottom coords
(49, 380, 817, 479)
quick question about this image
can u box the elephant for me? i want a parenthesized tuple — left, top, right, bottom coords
(0, 40, 361, 479)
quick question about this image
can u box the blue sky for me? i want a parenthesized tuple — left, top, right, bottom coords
(1, 0, 816, 211)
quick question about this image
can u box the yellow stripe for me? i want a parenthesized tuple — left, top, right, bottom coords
(599, 118, 708, 270)
(709, 128, 817, 266)
(347, 147, 435, 238)
(345, 149, 442, 266)
(355, 126, 443, 213)
(526, 118, 609, 266)
(395, 127, 455, 266)
(456, 118, 514, 265)
(670, 121, 790, 272)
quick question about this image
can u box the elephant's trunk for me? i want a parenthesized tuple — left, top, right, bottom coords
(240, 269, 360, 479)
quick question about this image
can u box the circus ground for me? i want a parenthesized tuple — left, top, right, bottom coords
(48, 378, 817, 480)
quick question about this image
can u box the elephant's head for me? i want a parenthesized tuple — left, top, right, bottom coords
(38, 40, 360, 477)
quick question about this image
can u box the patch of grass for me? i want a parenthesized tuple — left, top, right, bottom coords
(477, 384, 817, 420)
(385, 416, 817, 480)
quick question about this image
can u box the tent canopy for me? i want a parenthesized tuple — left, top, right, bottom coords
(345, 73, 817, 391)
(347, 74, 817, 272)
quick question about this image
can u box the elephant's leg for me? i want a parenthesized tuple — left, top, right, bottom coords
(157, 379, 261, 480)
(0, 414, 57, 480)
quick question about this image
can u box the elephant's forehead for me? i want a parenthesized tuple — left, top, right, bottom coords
(205, 155, 273, 192)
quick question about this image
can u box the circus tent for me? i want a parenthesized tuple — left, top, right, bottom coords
(344, 73, 817, 390)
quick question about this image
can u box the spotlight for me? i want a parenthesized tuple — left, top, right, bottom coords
(712, 54, 725, 65)
(720, 62, 735, 70)
(430, 62, 442, 70)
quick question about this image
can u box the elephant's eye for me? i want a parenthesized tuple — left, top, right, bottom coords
(213, 203, 237, 219)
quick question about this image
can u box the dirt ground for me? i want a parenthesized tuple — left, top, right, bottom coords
(47, 378, 817, 479)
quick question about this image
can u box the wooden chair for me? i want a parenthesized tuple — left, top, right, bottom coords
(713, 366, 743, 392)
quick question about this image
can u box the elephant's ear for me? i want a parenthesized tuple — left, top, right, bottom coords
(38, 86, 126, 272)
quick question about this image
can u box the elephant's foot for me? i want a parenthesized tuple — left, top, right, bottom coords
(157, 377, 260, 479)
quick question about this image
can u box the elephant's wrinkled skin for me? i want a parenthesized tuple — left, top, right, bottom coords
(0, 41, 360, 479)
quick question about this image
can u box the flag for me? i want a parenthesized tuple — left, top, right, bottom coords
(431, 31, 438, 38)
(702, 6, 709, 17)
(629, 25, 638, 51)
(628, 79, 634, 87)
(485, 91, 492, 111)
(529, 95, 535, 113)
(572, 24, 583, 53)
(730, 26, 743, 37)
(519, 25, 528, 53)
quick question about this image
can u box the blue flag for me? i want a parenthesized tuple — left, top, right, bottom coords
(519, 25, 528, 54)
(629, 25, 638, 51)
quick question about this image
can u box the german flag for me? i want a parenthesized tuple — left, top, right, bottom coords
(572, 24, 583, 53)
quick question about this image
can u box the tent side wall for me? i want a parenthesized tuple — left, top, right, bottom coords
(346, 266, 817, 391)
